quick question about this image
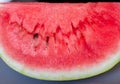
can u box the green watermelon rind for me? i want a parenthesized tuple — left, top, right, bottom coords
(0, 44, 120, 81)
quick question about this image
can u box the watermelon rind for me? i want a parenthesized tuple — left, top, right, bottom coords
(0, 44, 120, 81)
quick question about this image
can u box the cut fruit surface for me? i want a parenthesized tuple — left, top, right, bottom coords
(0, 2, 120, 81)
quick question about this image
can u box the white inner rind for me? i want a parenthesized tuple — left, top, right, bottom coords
(0, 44, 120, 81)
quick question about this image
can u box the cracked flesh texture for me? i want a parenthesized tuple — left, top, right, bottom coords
(0, 3, 120, 71)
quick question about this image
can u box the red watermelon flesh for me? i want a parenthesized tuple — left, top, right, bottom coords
(0, 3, 120, 80)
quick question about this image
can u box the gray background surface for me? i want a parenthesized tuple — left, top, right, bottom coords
(0, 1, 120, 84)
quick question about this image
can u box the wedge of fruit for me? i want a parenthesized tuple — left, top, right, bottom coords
(0, 3, 120, 81)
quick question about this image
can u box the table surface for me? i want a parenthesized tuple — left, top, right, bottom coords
(0, 1, 120, 84)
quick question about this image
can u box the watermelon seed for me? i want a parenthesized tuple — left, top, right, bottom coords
(46, 36, 49, 45)
(33, 33, 39, 39)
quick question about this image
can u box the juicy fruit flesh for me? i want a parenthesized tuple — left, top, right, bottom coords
(0, 3, 120, 71)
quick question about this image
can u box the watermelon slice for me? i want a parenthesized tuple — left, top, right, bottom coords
(0, 3, 120, 81)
